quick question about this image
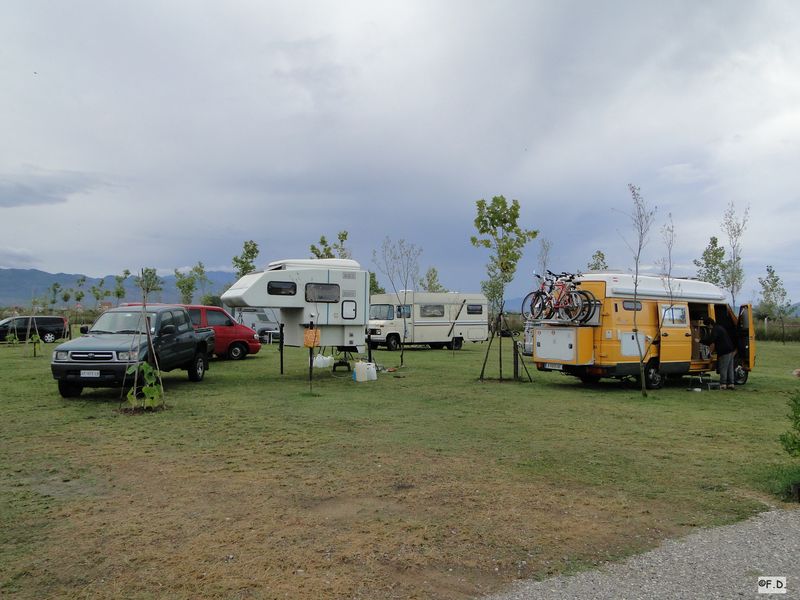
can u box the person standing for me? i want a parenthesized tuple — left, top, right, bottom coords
(703, 317, 736, 389)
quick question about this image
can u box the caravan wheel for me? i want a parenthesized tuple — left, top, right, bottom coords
(386, 335, 400, 351)
(644, 362, 664, 390)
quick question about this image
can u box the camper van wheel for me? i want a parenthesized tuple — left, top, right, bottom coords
(227, 343, 247, 360)
(644, 362, 664, 390)
(386, 335, 400, 351)
(451, 337, 463, 351)
(734, 362, 748, 385)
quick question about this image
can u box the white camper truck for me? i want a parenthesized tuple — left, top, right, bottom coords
(367, 292, 489, 350)
(221, 259, 369, 352)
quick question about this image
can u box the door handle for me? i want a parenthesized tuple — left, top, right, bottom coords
(684, 332, 692, 337)
(662, 332, 669, 337)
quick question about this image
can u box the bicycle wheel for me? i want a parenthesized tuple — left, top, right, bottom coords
(557, 290, 584, 322)
(532, 292, 551, 319)
(576, 290, 597, 323)
(521, 291, 537, 320)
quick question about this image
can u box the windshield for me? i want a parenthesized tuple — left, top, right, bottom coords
(369, 304, 394, 320)
(91, 311, 157, 334)
(0, 317, 11, 327)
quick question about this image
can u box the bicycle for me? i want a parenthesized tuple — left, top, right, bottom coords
(521, 271, 597, 323)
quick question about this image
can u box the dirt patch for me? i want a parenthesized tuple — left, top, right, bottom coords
(4, 447, 684, 599)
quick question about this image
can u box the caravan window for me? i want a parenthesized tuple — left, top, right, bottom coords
(420, 304, 445, 318)
(369, 304, 394, 320)
(306, 283, 340, 303)
(397, 305, 411, 319)
(661, 304, 688, 326)
(268, 281, 296, 296)
(622, 300, 642, 311)
(467, 304, 483, 315)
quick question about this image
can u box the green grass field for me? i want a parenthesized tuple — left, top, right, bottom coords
(2, 339, 799, 599)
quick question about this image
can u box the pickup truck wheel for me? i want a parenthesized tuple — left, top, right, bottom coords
(42, 332, 57, 343)
(188, 353, 206, 382)
(227, 343, 247, 360)
(58, 381, 83, 398)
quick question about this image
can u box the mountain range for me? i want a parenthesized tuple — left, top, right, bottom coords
(0, 268, 237, 308)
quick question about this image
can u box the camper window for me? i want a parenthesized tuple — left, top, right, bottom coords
(467, 304, 483, 315)
(622, 300, 642, 311)
(397, 305, 411, 319)
(305, 283, 340, 303)
(420, 304, 445, 318)
(268, 281, 297, 296)
(660, 304, 688, 326)
(369, 304, 394, 320)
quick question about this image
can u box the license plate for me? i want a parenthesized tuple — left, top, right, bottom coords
(544, 363, 563, 371)
(80, 370, 100, 378)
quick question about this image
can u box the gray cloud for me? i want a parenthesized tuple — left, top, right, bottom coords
(0, 167, 105, 208)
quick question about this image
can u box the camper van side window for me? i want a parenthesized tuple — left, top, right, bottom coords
(661, 304, 688, 326)
(305, 283, 340, 303)
(268, 281, 296, 296)
(466, 304, 483, 315)
(622, 301, 642, 311)
(420, 304, 445, 318)
(397, 305, 411, 319)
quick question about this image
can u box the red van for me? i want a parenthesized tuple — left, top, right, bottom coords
(185, 305, 261, 360)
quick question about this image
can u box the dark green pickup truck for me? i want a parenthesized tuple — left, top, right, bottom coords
(51, 305, 215, 398)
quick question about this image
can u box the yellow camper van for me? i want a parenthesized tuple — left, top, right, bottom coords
(530, 272, 755, 388)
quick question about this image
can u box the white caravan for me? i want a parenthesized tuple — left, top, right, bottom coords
(221, 259, 369, 352)
(367, 292, 489, 350)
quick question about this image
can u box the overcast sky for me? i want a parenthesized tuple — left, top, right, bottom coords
(1, 1, 798, 303)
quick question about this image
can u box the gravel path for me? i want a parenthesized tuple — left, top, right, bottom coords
(483, 508, 800, 600)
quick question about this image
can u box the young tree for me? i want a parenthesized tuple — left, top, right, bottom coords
(537, 238, 552, 278)
(470, 195, 538, 315)
(48, 282, 62, 310)
(419, 267, 447, 292)
(369, 272, 385, 295)
(174, 269, 198, 304)
(232, 240, 260, 279)
(310, 231, 351, 259)
(621, 184, 657, 396)
(74, 276, 86, 306)
(658, 213, 680, 321)
(372, 237, 422, 365)
(758, 265, 792, 343)
(692, 236, 726, 286)
(471, 195, 537, 380)
(89, 279, 111, 308)
(191, 262, 211, 299)
(721, 202, 750, 308)
(113, 269, 131, 306)
(134, 268, 163, 298)
(587, 250, 608, 271)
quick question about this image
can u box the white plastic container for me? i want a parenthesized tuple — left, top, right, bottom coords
(365, 362, 377, 380)
(353, 361, 369, 382)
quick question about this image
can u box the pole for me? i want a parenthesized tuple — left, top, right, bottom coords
(279, 323, 285, 375)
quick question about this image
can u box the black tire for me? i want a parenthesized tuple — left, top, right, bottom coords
(42, 332, 57, 343)
(521, 292, 536, 320)
(386, 335, 400, 351)
(58, 381, 83, 398)
(557, 291, 584, 322)
(531, 292, 549, 319)
(734, 362, 748, 385)
(451, 337, 463, 351)
(227, 342, 247, 361)
(576, 290, 597, 323)
(644, 361, 664, 390)
(188, 353, 206, 382)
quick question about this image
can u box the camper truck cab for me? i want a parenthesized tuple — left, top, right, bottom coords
(530, 272, 755, 388)
(368, 292, 489, 350)
(221, 259, 369, 352)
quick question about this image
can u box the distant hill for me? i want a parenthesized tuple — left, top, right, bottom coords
(0, 268, 236, 308)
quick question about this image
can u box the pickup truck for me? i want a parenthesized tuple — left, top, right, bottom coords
(51, 305, 215, 398)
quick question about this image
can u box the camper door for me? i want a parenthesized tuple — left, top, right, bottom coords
(737, 304, 755, 370)
(658, 302, 691, 366)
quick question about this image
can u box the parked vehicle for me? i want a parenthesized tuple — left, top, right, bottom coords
(222, 259, 369, 352)
(51, 305, 215, 398)
(529, 272, 755, 388)
(367, 292, 489, 350)
(185, 305, 260, 360)
(0, 315, 68, 343)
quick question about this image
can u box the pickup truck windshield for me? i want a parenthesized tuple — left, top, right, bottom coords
(91, 311, 157, 334)
(369, 304, 394, 320)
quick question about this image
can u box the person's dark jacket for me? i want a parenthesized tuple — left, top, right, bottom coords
(709, 323, 735, 355)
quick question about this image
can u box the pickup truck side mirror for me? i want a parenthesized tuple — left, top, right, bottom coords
(160, 324, 176, 335)
(80, 325, 89, 334)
